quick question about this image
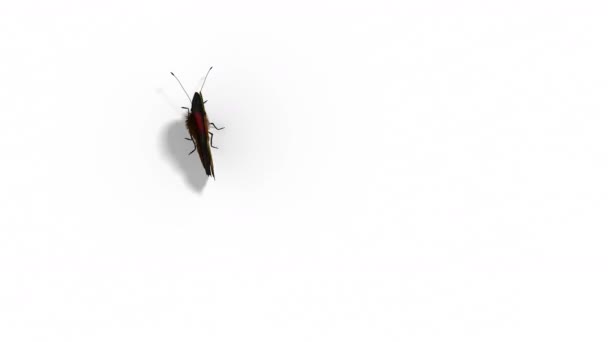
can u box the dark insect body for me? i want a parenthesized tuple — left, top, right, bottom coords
(171, 67, 224, 178)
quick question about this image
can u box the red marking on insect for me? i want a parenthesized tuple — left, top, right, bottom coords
(194, 112, 206, 135)
(171, 67, 225, 178)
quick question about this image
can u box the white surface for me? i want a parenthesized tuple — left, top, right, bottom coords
(1, 1, 608, 341)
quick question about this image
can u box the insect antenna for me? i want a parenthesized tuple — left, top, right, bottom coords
(199, 66, 213, 93)
(170, 72, 192, 103)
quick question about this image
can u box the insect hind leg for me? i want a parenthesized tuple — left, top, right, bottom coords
(209, 132, 219, 149)
(185, 136, 197, 154)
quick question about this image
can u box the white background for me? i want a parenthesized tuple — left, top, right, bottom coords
(1, 0, 608, 341)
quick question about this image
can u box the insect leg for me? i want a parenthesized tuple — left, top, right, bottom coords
(209, 132, 219, 149)
(186, 135, 197, 154)
(181, 107, 189, 111)
(209, 123, 225, 130)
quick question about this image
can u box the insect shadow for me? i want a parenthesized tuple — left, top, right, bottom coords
(163, 119, 209, 192)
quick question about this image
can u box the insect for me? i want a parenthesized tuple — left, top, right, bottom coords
(171, 67, 224, 178)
